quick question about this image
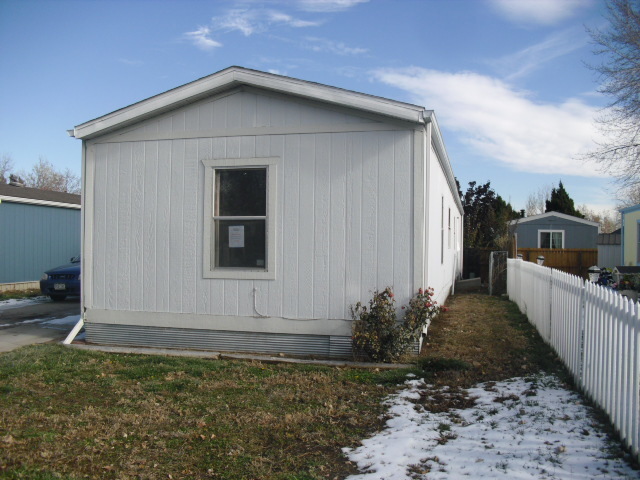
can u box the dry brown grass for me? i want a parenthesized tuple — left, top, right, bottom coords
(419, 291, 567, 389)
(0, 346, 414, 480)
(0, 291, 569, 479)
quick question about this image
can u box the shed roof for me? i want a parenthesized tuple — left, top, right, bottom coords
(597, 229, 621, 245)
(0, 183, 81, 209)
(70, 66, 427, 140)
(509, 211, 599, 228)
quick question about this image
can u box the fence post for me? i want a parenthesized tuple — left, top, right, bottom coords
(578, 278, 587, 388)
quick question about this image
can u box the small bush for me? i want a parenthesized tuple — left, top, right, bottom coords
(351, 287, 441, 363)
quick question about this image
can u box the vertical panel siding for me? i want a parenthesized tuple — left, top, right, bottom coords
(0, 202, 80, 283)
(329, 133, 347, 319)
(143, 141, 158, 312)
(116, 143, 132, 310)
(282, 134, 300, 318)
(92, 144, 107, 308)
(196, 138, 212, 315)
(90, 90, 416, 320)
(168, 140, 184, 312)
(130, 142, 145, 311)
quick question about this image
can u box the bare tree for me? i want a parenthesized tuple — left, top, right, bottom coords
(615, 183, 640, 207)
(588, 0, 640, 188)
(577, 204, 621, 232)
(524, 184, 552, 216)
(16, 157, 81, 194)
(0, 154, 14, 184)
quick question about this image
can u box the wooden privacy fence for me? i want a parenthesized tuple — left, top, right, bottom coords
(517, 248, 598, 279)
(507, 259, 640, 461)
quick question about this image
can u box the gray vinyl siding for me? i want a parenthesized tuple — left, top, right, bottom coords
(514, 216, 598, 249)
(86, 89, 414, 324)
(0, 202, 80, 283)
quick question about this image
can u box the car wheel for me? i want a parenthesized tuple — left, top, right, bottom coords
(50, 294, 67, 301)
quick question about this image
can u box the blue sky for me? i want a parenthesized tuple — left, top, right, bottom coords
(0, 0, 616, 214)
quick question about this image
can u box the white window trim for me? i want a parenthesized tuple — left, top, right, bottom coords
(538, 229, 565, 249)
(202, 157, 278, 280)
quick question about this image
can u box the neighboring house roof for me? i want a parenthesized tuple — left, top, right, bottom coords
(508, 211, 599, 228)
(70, 66, 428, 140)
(619, 203, 640, 214)
(597, 228, 621, 245)
(0, 183, 81, 209)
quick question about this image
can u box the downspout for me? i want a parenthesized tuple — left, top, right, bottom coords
(63, 319, 84, 345)
(63, 127, 85, 345)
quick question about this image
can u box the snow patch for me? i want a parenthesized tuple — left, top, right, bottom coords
(344, 374, 638, 479)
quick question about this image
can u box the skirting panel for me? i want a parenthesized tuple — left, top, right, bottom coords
(85, 322, 353, 359)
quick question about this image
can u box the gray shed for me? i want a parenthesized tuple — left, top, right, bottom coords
(69, 66, 464, 358)
(0, 182, 81, 287)
(597, 229, 621, 269)
(509, 211, 599, 249)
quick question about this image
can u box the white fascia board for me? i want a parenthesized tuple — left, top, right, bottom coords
(424, 111, 464, 215)
(71, 67, 425, 140)
(509, 211, 599, 227)
(0, 195, 81, 210)
(619, 203, 640, 214)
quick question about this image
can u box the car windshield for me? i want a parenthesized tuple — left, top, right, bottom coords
(70, 256, 80, 263)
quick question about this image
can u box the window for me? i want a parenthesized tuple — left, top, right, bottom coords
(440, 196, 444, 264)
(448, 208, 451, 249)
(539, 230, 564, 249)
(202, 158, 277, 279)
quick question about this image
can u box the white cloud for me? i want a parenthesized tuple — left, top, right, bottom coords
(304, 36, 367, 55)
(296, 0, 368, 12)
(489, 0, 591, 26)
(184, 26, 222, 50)
(373, 67, 605, 178)
(213, 9, 320, 37)
(490, 28, 588, 80)
(268, 11, 319, 27)
(117, 58, 143, 66)
(216, 9, 258, 36)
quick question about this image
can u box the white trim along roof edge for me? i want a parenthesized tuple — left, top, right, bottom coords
(424, 111, 464, 215)
(71, 66, 426, 140)
(619, 203, 640, 214)
(509, 211, 599, 228)
(0, 195, 81, 210)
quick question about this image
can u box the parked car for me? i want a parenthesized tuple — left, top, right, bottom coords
(40, 256, 80, 301)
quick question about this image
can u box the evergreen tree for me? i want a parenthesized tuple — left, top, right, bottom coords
(544, 181, 584, 218)
(461, 180, 521, 248)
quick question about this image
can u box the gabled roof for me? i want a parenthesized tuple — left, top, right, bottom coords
(70, 66, 427, 140)
(0, 184, 81, 209)
(508, 211, 599, 228)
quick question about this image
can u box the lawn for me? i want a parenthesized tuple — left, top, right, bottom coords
(0, 344, 415, 479)
(0, 292, 589, 479)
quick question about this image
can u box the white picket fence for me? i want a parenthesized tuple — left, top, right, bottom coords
(507, 258, 640, 460)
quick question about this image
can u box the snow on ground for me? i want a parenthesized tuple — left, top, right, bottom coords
(0, 296, 49, 312)
(344, 374, 639, 479)
(41, 315, 81, 327)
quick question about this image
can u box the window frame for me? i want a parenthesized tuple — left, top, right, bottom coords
(202, 157, 278, 280)
(538, 229, 564, 249)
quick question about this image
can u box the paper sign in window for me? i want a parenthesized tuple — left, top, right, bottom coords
(229, 225, 245, 248)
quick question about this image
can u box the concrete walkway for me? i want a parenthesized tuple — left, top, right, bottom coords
(0, 322, 72, 353)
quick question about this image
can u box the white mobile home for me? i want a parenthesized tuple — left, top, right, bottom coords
(70, 67, 463, 357)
